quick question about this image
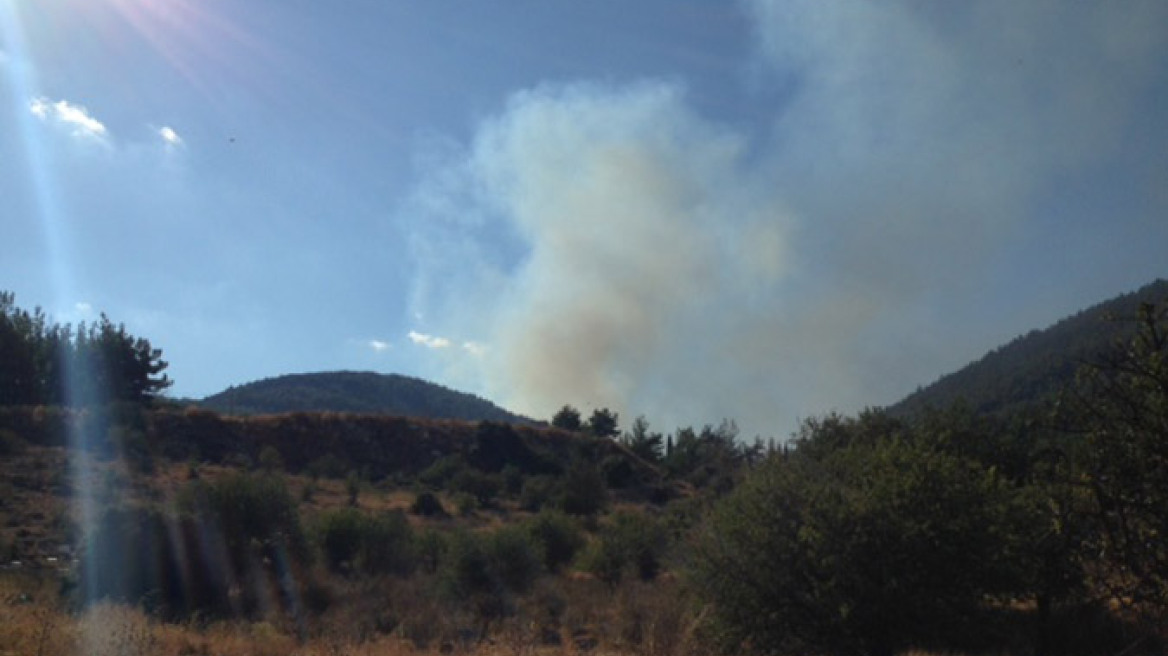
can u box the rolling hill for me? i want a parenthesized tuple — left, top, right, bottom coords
(889, 279, 1168, 418)
(200, 371, 535, 425)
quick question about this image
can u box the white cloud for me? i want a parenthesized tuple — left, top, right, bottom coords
(74, 301, 93, 315)
(29, 97, 108, 139)
(462, 341, 487, 357)
(158, 126, 183, 147)
(408, 330, 451, 349)
(368, 339, 390, 352)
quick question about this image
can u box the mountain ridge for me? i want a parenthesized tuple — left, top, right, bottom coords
(200, 370, 536, 425)
(889, 278, 1168, 418)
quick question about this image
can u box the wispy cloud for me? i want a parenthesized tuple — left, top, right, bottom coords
(408, 330, 451, 349)
(29, 97, 108, 139)
(368, 339, 390, 352)
(462, 341, 487, 357)
(158, 126, 183, 147)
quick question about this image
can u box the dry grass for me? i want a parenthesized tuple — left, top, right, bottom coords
(0, 566, 712, 656)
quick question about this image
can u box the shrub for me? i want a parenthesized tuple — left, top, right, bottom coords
(451, 469, 502, 507)
(307, 453, 347, 479)
(418, 455, 466, 489)
(362, 510, 417, 576)
(486, 526, 541, 594)
(258, 445, 285, 472)
(410, 491, 448, 517)
(558, 461, 607, 516)
(317, 508, 366, 572)
(519, 475, 558, 512)
(524, 510, 584, 573)
(316, 508, 417, 577)
(581, 512, 667, 586)
(691, 433, 1018, 656)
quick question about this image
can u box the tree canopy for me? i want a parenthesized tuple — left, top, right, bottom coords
(0, 291, 171, 406)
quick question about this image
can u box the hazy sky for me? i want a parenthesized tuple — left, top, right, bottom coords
(3, 0, 1166, 438)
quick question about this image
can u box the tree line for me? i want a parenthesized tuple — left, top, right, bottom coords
(0, 291, 171, 407)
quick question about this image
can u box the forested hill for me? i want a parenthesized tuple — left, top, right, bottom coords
(890, 279, 1168, 419)
(201, 371, 535, 425)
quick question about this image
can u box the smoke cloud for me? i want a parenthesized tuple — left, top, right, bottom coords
(406, 1, 1168, 437)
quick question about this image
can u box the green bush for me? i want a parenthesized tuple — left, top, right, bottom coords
(418, 454, 465, 489)
(519, 475, 558, 512)
(691, 431, 1019, 656)
(410, 490, 448, 517)
(317, 507, 365, 571)
(486, 526, 541, 594)
(451, 469, 502, 507)
(307, 452, 347, 479)
(259, 445, 285, 472)
(524, 509, 584, 573)
(581, 511, 667, 586)
(316, 508, 416, 576)
(558, 461, 607, 516)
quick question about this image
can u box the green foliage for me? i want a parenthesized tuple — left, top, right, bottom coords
(450, 469, 502, 507)
(586, 408, 620, 439)
(418, 454, 465, 489)
(410, 490, 448, 517)
(524, 509, 584, 573)
(663, 420, 742, 492)
(199, 371, 530, 423)
(179, 471, 309, 570)
(692, 416, 1021, 656)
(306, 452, 347, 479)
(558, 461, 607, 516)
(893, 279, 1168, 419)
(315, 507, 417, 577)
(316, 507, 365, 571)
(0, 292, 171, 407)
(551, 404, 582, 431)
(621, 415, 663, 463)
(345, 470, 362, 506)
(581, 512, 667, 586)
(519, 475, 558, 512)
(1069, 300, 1168, 610)
(258, 444, 285, 472)
(485, 525, 541, 594)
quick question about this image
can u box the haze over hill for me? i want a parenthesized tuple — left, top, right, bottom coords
(890, 279, 1168, 419)
(200, 371, 535, 425)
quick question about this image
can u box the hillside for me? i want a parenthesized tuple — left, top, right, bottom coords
(890, 279, 1168, 418)
(201, 371, 534, 425)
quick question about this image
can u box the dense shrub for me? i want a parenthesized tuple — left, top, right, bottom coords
(524, 510, 584, 573)
(410, 490, 449, 517)
(581, 511, 667, 586)
(486, 526, 541, 594)
(691, 430, 1019, 656)
(316, 508, 416, 577)
(451, 469, 502, 507)
(558, 461, 607, 516)
(519, 475, 558, 512)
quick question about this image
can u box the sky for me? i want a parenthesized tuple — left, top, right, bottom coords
(2, 0, 1166, 439)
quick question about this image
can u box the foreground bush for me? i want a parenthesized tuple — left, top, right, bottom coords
(692, 431, 1018, 656)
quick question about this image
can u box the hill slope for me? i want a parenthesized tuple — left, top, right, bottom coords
(201, 371, 534, 424)
(890, 279, 1168, 418)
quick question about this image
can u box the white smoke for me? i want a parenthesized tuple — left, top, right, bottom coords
(406, 1, 1168, 437)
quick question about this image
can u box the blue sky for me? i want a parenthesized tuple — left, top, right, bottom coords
(2, 0, 1166, 438)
